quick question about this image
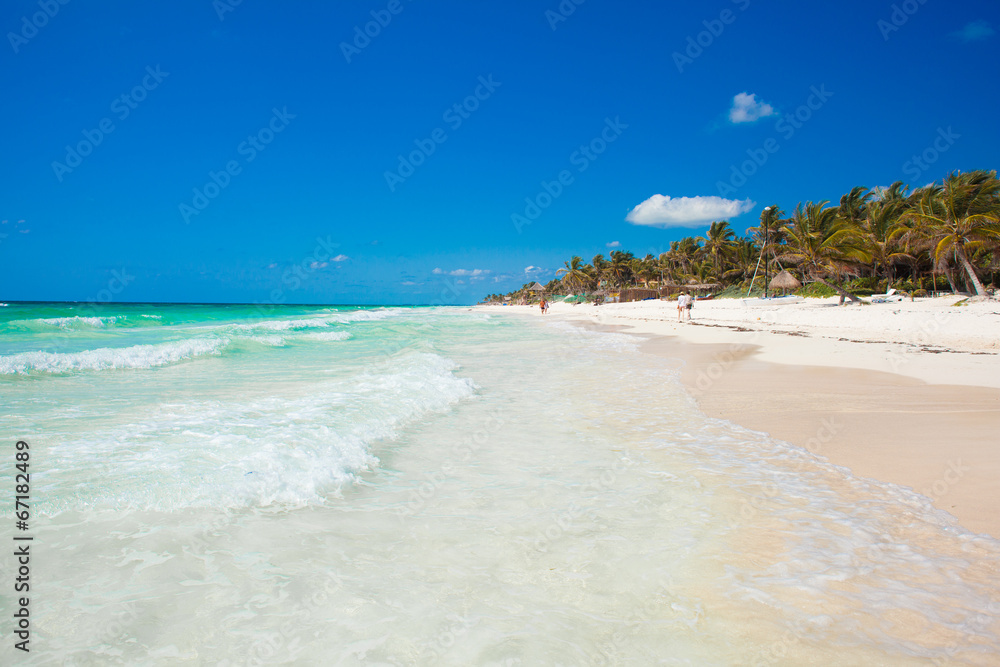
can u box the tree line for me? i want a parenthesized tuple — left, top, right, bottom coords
(483, 170, 1000, 304)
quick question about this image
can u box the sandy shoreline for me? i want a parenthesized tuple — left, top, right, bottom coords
(480, 297, 1000, 538)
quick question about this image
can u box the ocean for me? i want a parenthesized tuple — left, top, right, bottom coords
(1, 302, 998, 665)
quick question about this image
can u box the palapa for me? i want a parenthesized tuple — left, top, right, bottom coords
(683, 282, 722, 291)
(768, 270, 802, 291)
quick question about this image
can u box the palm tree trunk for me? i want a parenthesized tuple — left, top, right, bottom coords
(815, 277, 862, 304)
(955, 247, 987, 296)
(945, 266, 959, 294)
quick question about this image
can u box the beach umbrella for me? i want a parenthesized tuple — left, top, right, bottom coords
(768, 270, 801, 291)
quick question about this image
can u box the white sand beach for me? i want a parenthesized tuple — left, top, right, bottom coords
(482, 296, 1000, 537)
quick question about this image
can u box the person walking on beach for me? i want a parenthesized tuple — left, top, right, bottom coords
(539, 298, 547, 314)
(676, 292, 687, 322)
(685, 291, 693, 321)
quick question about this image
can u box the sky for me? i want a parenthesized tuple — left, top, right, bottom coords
(2, 0, 999, 305)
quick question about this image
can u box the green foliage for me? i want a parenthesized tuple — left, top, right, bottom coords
(794, 282, 837, 297)
(483, 170, 1000, 303)
(716, 284, 752, 298)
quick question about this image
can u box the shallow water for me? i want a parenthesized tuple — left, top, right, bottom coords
(2, 303, 998, 665)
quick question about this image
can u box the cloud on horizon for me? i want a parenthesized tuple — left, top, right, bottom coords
(432, 268, 490, 277)
(950, 20, 995, 42)
(606, 241, 621, 248)
(626, 194, 756, 228)
(729, 92, 776, 124)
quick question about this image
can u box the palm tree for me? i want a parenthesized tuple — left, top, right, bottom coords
(607, 250, 635, 289)
(665, 237, 702, 282)
(837, 186, 872, 228)
(663, 242, 686, 282)
(591, 254, 609, 289)
(902, 170, 1000, 296)
(860, 184, 912, 289)
(656, 252, 674, 287)
(779, 201, 870, 303)
(746, 205, 785, 293)
(556, 256, 590, 292)
(628, 255, 658, 288)
(724, 237, 761, 286)
(701, 221, 737, 280)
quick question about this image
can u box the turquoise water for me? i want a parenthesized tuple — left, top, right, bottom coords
(1, 302, 999, 665)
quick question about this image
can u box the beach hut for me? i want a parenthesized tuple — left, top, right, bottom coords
(525, 282, 546, 304)
(768, 270, 802, 294)
(684, 281, 722, 296)
(619, 288, 660, 303)
(590, 288, 610, 304)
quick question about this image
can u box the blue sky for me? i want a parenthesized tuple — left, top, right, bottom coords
(2, 0, 998, 305)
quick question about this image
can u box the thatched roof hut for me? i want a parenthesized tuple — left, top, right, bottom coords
(527, 282, 546, 292)
(684, 282, 722, 292)
(768, 270, 802, 291)
(619, 288, 660, 303)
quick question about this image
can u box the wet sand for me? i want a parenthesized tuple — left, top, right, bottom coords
(483, 301, 1000, 537)
(640, 332, 1000, 538)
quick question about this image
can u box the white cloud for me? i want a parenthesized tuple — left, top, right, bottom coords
(266, 263, 278, 269)
(433, 268, 490, 277)
(524, 266, 546, 276)
(729, 92, 776, 124)
(626, 194, 756, 228)
(331, 254, 349, 262)
(606, 241, 621, 248)
(400, 281, 418, 286)
(951, 20, 994, 42)
(309, 261, 328, 269)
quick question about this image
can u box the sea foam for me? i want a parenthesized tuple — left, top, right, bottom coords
(41, 352, 476, 512)
(11, 315, 122, 329)
(0, 337, 230, 374)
